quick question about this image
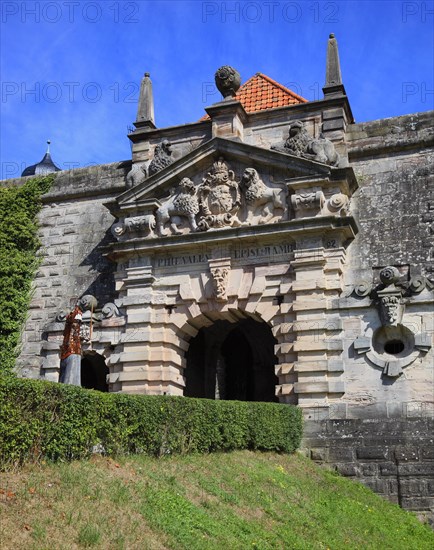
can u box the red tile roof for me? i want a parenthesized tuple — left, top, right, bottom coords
(201, 73, 307, 120)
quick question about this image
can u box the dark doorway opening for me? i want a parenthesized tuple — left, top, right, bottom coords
(81, 352, 109, 392)
(185, 318, 278, 402)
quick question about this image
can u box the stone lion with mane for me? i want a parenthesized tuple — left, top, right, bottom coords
(241, 168, 287, 225)
(148, 139, 173, 177)
(156, 177, 199, 236)
(272, 120, 340, 167)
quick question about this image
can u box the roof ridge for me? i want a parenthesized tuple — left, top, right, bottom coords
(235, 73, 260, 93)
(255, 73, 307, 103)
(198, 72, 307, 121)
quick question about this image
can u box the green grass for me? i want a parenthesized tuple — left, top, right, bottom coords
(0, 451, 432, 549)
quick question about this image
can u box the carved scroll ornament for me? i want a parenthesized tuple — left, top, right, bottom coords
(111, 215, 156, 239)
(291, 191, 325, 212)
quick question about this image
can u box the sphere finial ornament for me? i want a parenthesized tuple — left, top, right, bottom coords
(214, 66, 241, 98)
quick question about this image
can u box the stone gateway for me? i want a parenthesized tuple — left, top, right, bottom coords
(5, 36, 434, 519)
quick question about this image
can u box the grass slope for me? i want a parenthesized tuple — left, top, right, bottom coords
(0, 451, 432, 550)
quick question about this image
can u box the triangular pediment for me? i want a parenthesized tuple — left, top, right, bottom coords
(106, 137, 357, 245)
(115, 137, 333, 211)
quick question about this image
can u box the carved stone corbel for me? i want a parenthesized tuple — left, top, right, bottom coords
(376, 267, 403, 327)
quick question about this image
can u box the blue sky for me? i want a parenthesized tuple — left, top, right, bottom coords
(1, 0, 433, 179)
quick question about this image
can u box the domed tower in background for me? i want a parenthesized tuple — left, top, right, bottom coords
(21, 140, 61, 177)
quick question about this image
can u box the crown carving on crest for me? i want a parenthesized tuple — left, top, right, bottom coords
(212, 157, 230, 176)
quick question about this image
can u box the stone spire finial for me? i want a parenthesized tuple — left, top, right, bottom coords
(323, 33, 346, 98)
(46, 139, 51, 153)
(135, 72, 156, 129)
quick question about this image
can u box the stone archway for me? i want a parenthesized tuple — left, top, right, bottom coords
(184, 317, 278, 402)
(81, 352, 109, 392)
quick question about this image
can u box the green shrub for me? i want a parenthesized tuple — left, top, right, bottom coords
(0, 376, 302, 467)
(0, 175, 55, 374)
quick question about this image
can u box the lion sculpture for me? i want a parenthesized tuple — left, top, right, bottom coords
(125, 162, 147, 189)
(241, 168, 287, 225)
(273, 120, 340, 167)
(156, 177, 199, 236)
(148, 139, 173, 177)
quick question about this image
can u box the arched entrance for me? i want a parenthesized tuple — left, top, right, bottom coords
(81, 352, 109, 392)
(184, 318, 278, 402)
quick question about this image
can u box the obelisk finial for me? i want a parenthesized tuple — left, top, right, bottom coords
(323, 33, 346, 98)
(135, 72, 156, 129)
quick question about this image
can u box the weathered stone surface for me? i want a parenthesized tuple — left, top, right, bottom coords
(1, 64, 432, 518)
(356, 447, 389, 460)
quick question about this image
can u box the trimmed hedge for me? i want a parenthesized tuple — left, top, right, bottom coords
(0, 376, 302, 468)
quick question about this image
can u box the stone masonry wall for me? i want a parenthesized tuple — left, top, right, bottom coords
(346, 111, 434, 284)
(302, 417, 434, 522)
(10, 162, 128, 378)
(300, 112, 434, 519)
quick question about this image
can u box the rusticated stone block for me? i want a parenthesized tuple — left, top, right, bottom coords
(356, 447, 389, 460)
(361, 463, 378, 476)
(421, 447, 434, 460)
(400, 497, 434, 511)
(398, 463, 434, 476)
(335, 463, 359, 477)
(310, 448, 327, 461)
(387, 480, 398, 495)
(328, 448, 354, 462)
(379, 463, 398, 476)
(400, 480, 428, 496)
(394, 447, 420, 462)
(362, 479, 386, 493)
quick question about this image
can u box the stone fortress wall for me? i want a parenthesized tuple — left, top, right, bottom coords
(3, 40, 433, 518)
(4, 108, 432, 517)
(303, 111, 434, 518)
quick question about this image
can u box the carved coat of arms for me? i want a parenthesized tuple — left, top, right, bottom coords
(198, 157, 241, 230)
